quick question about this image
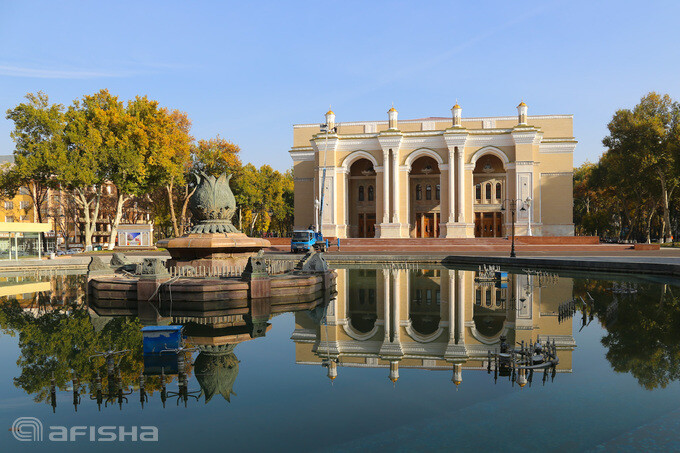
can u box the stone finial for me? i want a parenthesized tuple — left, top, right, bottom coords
(325, 106, 335, 130)
(517, 100, 528, 125)
(451, 100, 462, 127)
(388, 104, 398, 130)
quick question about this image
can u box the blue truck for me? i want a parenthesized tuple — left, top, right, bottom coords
(291, 229, 329, 253)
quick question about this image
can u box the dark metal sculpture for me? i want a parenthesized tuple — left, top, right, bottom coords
(189, 172, 239, 234)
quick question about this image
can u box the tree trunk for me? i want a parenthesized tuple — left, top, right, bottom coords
(74, 187, 103, 249)
(90, 187, 102, 249)
(645, 205, 656, 244)
(250, 211, 259, 235)
(166, 182, 179, 238)
(659, 174, 673, 243)
(179, 184, 196, 235)
(74, 190, 92, 248)
(106, 191, 127, 251)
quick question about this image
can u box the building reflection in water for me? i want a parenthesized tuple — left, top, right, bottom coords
(293, 267, 575, 386)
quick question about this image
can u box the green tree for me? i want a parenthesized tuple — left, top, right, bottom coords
(231, 164, 293, 236)
(3, 92, 66, 223)
(603, 92, 680, 242)
(62, 89, 127, 249)
(130, 99, 193, 238)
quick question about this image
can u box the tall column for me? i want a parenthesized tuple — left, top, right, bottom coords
(445, 269, 468, 358)
(344, 171, 350, 238)
(448, 271, 455, 343)
(392, 269, 401, 342)
(392, 149, 399, 223)
(456, 147, 465, 223)
(382, 149, 390, 224)
(382, 269, 390, 342)
(380, 268, 403, 356)
(448, 149, 455, 222)
(456, 270, 465, 347)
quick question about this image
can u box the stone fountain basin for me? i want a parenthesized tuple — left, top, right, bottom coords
(89, 272, 336, 316)
(157, 232, 272, 269)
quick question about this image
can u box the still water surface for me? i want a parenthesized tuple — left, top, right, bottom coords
(1, 266, 680, 452)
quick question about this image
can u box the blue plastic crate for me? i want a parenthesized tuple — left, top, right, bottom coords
(141, 325, 184, 354)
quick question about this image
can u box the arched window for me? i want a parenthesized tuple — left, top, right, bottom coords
(485, 183, 492, 201)
(496, 182, 502, 200)
(358, 185, 364, 201)
(367, 185, 374, 201)
(416, 184, 422, 200)
(426, 185, 432, 200)
(435, 184, 440, 200)
(475, 184, 481, 201)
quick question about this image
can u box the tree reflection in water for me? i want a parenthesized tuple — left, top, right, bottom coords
(575, 279, 680, 390)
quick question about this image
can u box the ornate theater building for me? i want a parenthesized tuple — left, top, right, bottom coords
(290, 103, 576, 238)
(293, 268, 576, 384)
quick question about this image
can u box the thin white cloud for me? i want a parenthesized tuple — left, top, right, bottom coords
(0, 64, 139, 79)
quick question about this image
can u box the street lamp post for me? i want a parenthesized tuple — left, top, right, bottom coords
(500, 199, 526, 258)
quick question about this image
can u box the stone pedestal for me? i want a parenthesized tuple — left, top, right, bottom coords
(444, 343, 468, 359)
(158, 232, 271, 271)
(378, 223, 408, 238)
(444, 223, 475, 238)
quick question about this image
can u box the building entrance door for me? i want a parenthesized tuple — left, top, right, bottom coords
(365, 214, 376, 238)
(357, 213, 377, 238)
(475, 212, 502, 237)
(416, 212, 437, 238)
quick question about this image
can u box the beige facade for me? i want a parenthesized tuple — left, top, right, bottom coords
(293, 268, 575, 384)
(290, 103, 576, 238)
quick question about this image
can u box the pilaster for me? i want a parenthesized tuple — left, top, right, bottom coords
(377, 132, 407, 238)
(443, 129, 473, 238)
(311, 133, 340, 237)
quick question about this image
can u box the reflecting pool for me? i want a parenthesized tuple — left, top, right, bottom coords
(2, 266, 680, 451)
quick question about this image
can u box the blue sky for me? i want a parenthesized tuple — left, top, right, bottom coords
(1, 0, 679, 171)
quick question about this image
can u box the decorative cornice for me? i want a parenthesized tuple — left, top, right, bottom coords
(511, 128, 543, 145)
(443, 131, 469, 150)
(506, 161, 540, 170)
(539, 141, 577, 153)
(540, 171, 573, 176)
(311, 135, 340, 153)
(289, 150, 315, 162)
(377, 133, 403, 150)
